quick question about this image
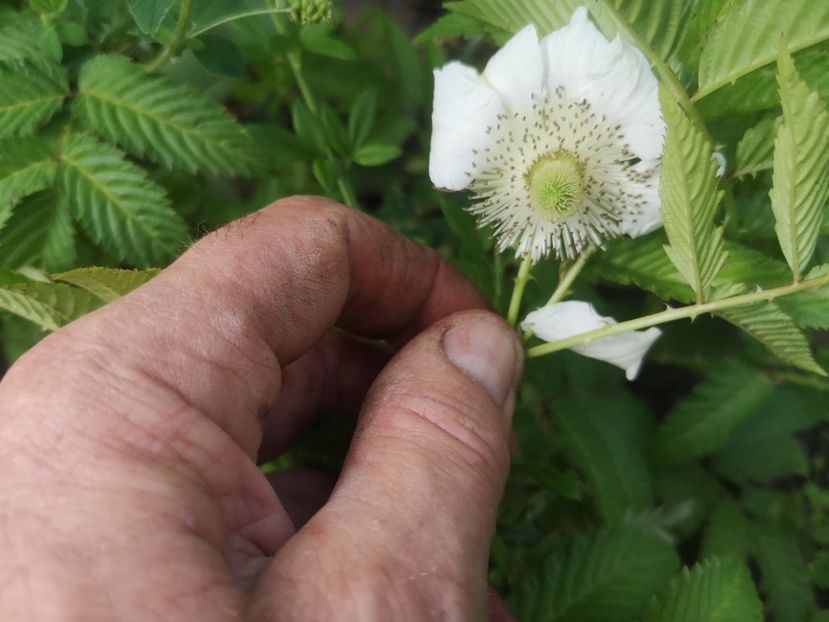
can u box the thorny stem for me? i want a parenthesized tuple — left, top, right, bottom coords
(527, 272, 829, 359)
(147, 0, 194, 73)
(507, 255, 533, 327)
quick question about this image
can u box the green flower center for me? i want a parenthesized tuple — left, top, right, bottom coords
(526, 153, 584, 221)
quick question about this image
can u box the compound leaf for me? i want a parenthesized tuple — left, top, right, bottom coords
(659, 87, 727, 302)
(645, 557, 763, 622)
(52, 267, 160, 302)
(769, 47, 829, 280)
(513, 523, 679, 622)
(0, 281, 100, 331)
(58, 133, 187, 268)
(74, 55, 258, 176)
(652, 359, 774, 464)
(719, 302, 825, 375)
(0, 63, 67, 140)
(0, 190, 75, 271)
(697, 0, 829, 100)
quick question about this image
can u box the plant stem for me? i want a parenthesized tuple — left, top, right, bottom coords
(547, 245, 596, 306)
(527, 272, 829, 359)
(507, 255, 533, 327)
(270, 3, 360, 207)
(493, 247, 504, 307)
(147, 0, 194, 72)
(189, 7, 290, 38)
(523, 246, 596, 343)
(337, 177, 358, 209)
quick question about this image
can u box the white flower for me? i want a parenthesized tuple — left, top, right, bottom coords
(521, 301, 662, 380)
(429, 8, 664, 261)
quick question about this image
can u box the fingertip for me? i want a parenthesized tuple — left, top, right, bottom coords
(441, 311, 523, 415)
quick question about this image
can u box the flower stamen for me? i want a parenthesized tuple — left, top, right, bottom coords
(527, 153, 584, 221)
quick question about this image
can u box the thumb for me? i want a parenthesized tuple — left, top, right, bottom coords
(254, 310, 523, 621)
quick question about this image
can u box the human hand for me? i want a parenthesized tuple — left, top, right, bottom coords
(0, 197, 523, 621)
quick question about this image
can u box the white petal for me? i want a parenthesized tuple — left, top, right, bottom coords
(429, 62, 505, 191)
(540, 9, 664, 161)
(619, 161, 662, 237)
(712, 152, 727, 177)
(483, 24, 543, 113)
(521, 301, 661, 380)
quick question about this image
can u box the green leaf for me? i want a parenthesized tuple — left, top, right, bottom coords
(778, 290, 829, 329)
(811, 556, 829, 589)
(348, 88, 378, 150)
(446, 0, 583, 34)
(605, 0, 684, 61)
(652, 359, 774, 465)
(735, 116, 778, 179)
(592, 233, 695, 302)
(645, 557, 763, 622)
(29, 0, 68, 14)
(353, 143, 402, 167)
(0, 190, 75, 272)
(714, 435, 808, 484)
(413, 13, 486, 45)
(446, 0, 683, 60)
(0, 136, 57, 212)
(719, 302, 825, 375)
(698, 48, 829, 121)
(0, 21, 62, 65)
(769, 47, 829, 281)
(51, 267, 160, 302)
(696, 0, 829, 100)
(292, 100, 327, 153)
(659, 87, 727, 302)
(0, 63, 67, 140)
(193, 34, 246, 77)
(1, 312, 47, 363)
(554, 396, 654, 521)
(127, 0, 176, 35)
(299, 25, 356, 61)
(0, 281, 101, 331)
(712, 385, 826, 483)
(512, 523, 679, 622)
(700, 501, 751, 560)
(58, 133, 187, 268)
(751, 523, 814, 622)
(593, 237, 792, 303)
(74, 55, 258, 176)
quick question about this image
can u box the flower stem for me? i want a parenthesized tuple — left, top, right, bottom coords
(269, 3, 359, 208)
(147, 0, 194, 73)
(527, 272, 829, 359)
(547, 245, 596, 306)
(507, 255, 533, 327)
(522, 245, 596, 343)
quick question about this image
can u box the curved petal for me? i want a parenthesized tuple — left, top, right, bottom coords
(521, 301, 661, 380)
(619, 161, 662, 237)
(429, 61, 505, 191)
(483, 23, 543, 113)
(540, 9, 664, 161)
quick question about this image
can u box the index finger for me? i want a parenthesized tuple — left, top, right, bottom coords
(6, 196, 488, 457)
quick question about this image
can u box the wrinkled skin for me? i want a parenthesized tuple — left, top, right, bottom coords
(0, 197, 523, 621)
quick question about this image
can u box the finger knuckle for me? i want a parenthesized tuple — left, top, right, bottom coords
(376, 385, 510, 492)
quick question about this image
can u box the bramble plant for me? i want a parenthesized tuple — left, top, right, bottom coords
(2, 0, 829, 619)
